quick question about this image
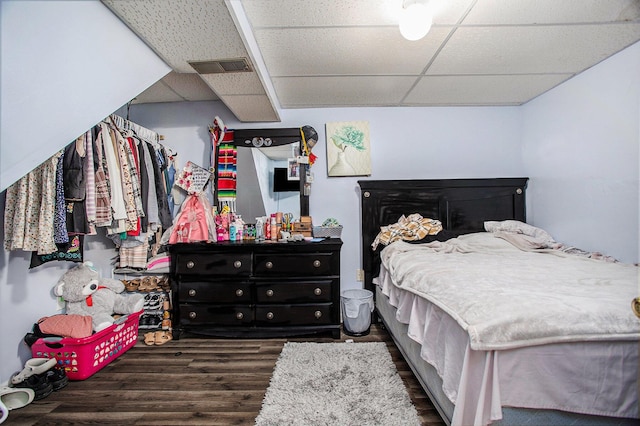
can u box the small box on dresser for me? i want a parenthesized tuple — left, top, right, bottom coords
(168, 239, 342, 339)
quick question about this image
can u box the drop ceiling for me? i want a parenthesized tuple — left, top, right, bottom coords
(102, 0, 640, 123)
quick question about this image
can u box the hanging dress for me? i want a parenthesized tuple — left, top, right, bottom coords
(101, 123, 127, 230)
(94, 124, 113, 227)
(4, 152, 62, 254)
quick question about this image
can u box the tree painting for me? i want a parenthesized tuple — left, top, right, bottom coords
(326, 121, 371, 177)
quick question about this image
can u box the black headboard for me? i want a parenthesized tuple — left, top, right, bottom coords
(358, 178, 529, 295)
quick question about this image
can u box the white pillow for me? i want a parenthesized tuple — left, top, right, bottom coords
(484, 220, 554, 242)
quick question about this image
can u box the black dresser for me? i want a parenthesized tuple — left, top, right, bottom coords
(168, 239, 342, 339)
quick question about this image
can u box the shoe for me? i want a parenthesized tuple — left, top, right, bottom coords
(10, 375, 52, 401)
(123, 279, 140, 292)
(158, 276, 170, 291)
(44, 366, 68, 391)
(10, 358, 56, 385)
(154, 330, 172, 345)
(138, 314, 151, 328)
(161, 318, 171, 330)
(143, 332, 156, 346)
(139, 276, 159, 292)
(149, 314, 163, 328)
(0, 386, 35, 410)
(145, 294, 162, 310)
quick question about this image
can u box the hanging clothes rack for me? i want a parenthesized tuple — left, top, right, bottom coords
(109, 114, 165, 145)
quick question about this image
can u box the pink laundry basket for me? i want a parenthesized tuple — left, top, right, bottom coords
(31, 310, 141, 380)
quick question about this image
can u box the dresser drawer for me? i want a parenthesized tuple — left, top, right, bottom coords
(179, 304, 254, 325)
(174, 253, 252, 276)
(169, 239, 342, 338)
(255, 280, 333, 303)
(255, 304, 333, 326)
(254, 253, 335, 276)
(179, 281, 251, 303)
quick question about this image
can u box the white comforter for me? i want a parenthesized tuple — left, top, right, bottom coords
(380, 232, 640, 350)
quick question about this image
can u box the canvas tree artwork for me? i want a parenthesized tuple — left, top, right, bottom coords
(325, 121, 371, 177)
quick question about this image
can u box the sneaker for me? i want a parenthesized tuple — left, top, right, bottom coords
(44, 366, 68, 391)
(149, 314, 163, 328)
(10, 374, 53, 401)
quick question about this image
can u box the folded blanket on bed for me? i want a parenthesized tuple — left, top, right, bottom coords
(380, 231, 640, 350)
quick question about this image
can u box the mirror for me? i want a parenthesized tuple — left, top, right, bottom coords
(212, 126, 313, 224)
(235, 143, 301, 221)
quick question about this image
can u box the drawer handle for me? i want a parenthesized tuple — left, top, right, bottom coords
(314, 287, 322, 296)
(266, 312, 274, 320)
(235, 289, 244, 297)
(236, 312, 244, 320)
(266, 289, 274, 297)
(313, 260, 321, 268)
(314, 310, 322, 319)
(265, 261, 273, 269)
(186, 260, 195, 269)
(189, 311, 196, 319)
(234, 260, 242, 269)
(188, 289, 196, 297)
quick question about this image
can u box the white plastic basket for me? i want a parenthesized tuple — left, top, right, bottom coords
(313, 225, 343, 238)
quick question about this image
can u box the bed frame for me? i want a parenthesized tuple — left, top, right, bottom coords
(359, 178, 528, 297)
(358, 178, 638, 426)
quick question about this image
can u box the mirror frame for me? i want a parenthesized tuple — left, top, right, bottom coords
(213, 127, 309, 217)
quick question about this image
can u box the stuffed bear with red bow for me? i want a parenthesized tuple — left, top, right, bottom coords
(54, 261, 144, 332)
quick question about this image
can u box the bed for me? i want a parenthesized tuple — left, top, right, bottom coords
(358, 178, 639, 426)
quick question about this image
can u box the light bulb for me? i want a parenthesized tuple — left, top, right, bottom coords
(399, 2, 433, 41)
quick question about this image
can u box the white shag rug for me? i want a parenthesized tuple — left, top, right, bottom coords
(255, 342, 421, 426)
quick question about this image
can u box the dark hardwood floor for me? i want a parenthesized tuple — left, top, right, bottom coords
(6, 324, 446, 425)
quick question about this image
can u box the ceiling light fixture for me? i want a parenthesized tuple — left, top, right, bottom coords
(399, 0, 433, 41)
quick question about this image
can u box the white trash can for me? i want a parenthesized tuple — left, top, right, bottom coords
(341, 289, 374, 336)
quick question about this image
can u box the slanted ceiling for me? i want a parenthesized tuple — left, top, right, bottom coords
(102, 0, 640, 123)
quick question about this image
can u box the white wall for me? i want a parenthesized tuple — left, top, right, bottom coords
(128, 102, 524, 298)
(0, 0, 170, 191)
(522, 41, 640, 263)
(0, 0, 169, 383)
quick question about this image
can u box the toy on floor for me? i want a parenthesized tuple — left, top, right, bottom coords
(54, 261, 144, 332)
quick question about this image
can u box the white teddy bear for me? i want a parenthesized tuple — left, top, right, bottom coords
(54, 262, 144, 332)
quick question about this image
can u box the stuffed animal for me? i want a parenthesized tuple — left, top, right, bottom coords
(54, 261, 144, 332)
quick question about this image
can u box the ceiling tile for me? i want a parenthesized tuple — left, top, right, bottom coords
(132, 79, 185, 104)
(428, 24, 640, 75)
(462, 0, 640, 25)
(162, 72, 219, 101)
(241, 0, 475, 27)
(254, 26, 450, 76)
(272, 76, 418, 107)
(200, 72, 267, 95)
(103, 0, 248, 73)
(242, 0, 398, 27)
(224, 95, 280, 122)
(405, 74, 571, 105)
